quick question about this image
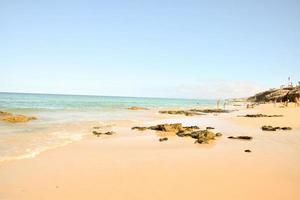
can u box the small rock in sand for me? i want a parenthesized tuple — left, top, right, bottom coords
(228, 136, 253, 140)
(131, 126, 148, 131)
(244, 149, 252, 153)
(261, 125, 292, 131)
(159, 137, 168, 142)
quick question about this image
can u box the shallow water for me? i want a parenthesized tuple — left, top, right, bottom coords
(0, 92, 218, 162)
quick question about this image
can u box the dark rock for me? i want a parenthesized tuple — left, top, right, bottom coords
(261, 125, 292, 131)
(131, 126, 148, 131)
(281, 127, 292, 130)
(159, 137, 168, 142)
(261, 125, 277, 131)
(206, 127, 215, 130)
(93, 131, 115, 136)
(104, 131, 115, 135)
(244, 149, 252, 153)
(93, 131, 102, 137)
(239, 114, 283, 118)
(228, 136, 253, 140)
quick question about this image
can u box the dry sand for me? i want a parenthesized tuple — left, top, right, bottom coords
(0, 104, 300, 200)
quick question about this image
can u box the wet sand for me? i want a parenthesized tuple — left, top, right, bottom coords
(0, 104, 300, 200)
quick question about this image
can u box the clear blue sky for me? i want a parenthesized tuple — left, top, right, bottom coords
(1, 0, 299, 98)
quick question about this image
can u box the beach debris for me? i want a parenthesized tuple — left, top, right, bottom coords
(92, 131, 115, 137)
(0, 111, 37, 123)
(159, 137, 168, 142)
(159, 108, 231, 116)
(238, 114, 283, 118)
(132, 123, 221, 144)
(261, 125, 292, 131)
(128, 106, 149, 110)
(244, 149, 252, 153)
(228, 136, 253, 140)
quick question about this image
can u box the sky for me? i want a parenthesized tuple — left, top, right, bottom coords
(0, 0, 299, 99)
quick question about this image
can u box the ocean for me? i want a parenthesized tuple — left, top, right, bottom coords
(0, 92, 217, 162)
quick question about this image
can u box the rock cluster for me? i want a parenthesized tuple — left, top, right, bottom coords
(0, 111, 37, 123)
(159, 109, 230, 116)
(239, 114, 283, 118)
(261, 125, 292, 131)
(132, 123, 221, 144)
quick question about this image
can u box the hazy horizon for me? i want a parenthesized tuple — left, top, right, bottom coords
(1, 0, 299, 99)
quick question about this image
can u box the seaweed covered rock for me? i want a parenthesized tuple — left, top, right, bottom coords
(0, 111, 37, 123)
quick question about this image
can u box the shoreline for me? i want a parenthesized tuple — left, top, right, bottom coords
(0, 103, 300, 199)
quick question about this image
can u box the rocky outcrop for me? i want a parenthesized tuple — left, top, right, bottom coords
(0, 111, 37, 123)
(286, 87, 300, 101)
(248, 86, 300, 102)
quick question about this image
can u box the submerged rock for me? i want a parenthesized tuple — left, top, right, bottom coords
(0, 111, 37, 123)
(128, 106, 149, 110)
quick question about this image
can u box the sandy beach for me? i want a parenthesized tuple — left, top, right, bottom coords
(0, 103, 299, 200)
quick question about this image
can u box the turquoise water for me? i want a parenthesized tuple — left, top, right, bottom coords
(0, 92, 217, 162)
(0, 92, 215, 112)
